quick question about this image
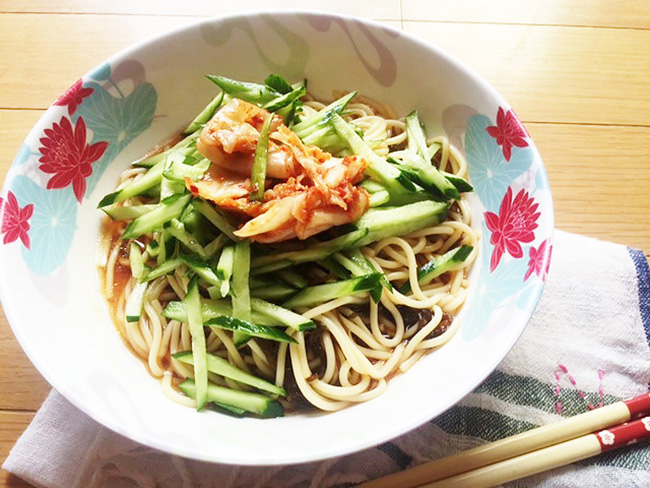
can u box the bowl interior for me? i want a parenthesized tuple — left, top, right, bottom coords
(0, 12, 553, 465)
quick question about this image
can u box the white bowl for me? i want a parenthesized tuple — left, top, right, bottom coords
(0, 11, 553, 465)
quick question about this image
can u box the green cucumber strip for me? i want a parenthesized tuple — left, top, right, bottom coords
(355, 200, 450, 247)
(162, 299, 276, 326)
(405, 110, 430, 160)
(249, 275, 274, 289)
(231, 241, 251, 318)
(102, 131, 200, 201)
(98, 160, 165, 207)
(231, 240, 252, 345)
(250, 284, 297, 301)
(283, 273, 381, 309)
(132, 130, 201, 169)
(292, 92, 358, 152)
(203, 234, 229, 259)
(125, 281, 148, 322)
(329, 113, 415, 197)
(185, 276, 208, 411)
(167, 218, 207, 258)
(160, 174, 186, 200)
(129, 242, 145, 280)
(319, 258, 352, 280)
(145, 239, 160, 258)
(441, 171, 474, 193)
(368, 190, 390, 207)
(264, 74, 293, 94)
(418, 245, 473, 285)
(132, 153, 163, 169)
(121, 194, 191, 240)
(403, 113, 467, 196)
(206, 315, 297, 344)
(205, 75, 279, 106)
(250, 298, 315, 331)
(251, 114, 273, 201)
(217, 246, 235, 280)
(174, 351, 286, 396)
(333, 252, 366, 276)
(249, 259, 294, 276)
(263, 83, 306, 112)
(179, 379, 283, 418)
(336, 249, 385, 302)
(191, 199, 239, 241)
(275, 268, 308, 289)
(216, 245, 235, 296)
(179, 254, 221, 287)
(183, 91, 225, 134)
(206, 285, 225, 300)
(292, 91, 357, 137)
(251, 228, 368, 269)
(428, 141, 442, 160)
(156, 229, 171, 266)
(300, 127, 346, 153)
(102, 204, 157, 221)
(360, 179, 387, 193)
(212, 402, 247, 417)
(163, 154, 210, 182)
(141, 257, 184, 283)
(395, 152, 459, 200)
(400, 245, 474, 294)
(347, 247, 393, 293)
(181, 208, 213, 250)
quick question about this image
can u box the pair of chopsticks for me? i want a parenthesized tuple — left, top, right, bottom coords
(361, 392, 650, 488)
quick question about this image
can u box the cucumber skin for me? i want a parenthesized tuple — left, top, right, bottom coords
(206, 315, 297, 344)
(250, 298, 316, 331)
(355, 200, 450, 247)
(162, 300, 276, 326)
(418, 245, 473, 284)
(251, 201, 448, 271)
(283, 273, 380, 309)
(174, 351, 286, 396)
(400, 245, 474, 294)
(121, 194, 191, 240)
(179, 379, 284, 418)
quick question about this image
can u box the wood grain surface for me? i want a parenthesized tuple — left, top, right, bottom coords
(1, 2, 648, 486)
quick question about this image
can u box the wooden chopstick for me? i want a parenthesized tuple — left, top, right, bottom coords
(421, 415, 650, 488)
(361, 392, 650, 488)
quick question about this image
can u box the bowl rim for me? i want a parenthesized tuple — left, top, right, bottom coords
(0, 9, 554, 465)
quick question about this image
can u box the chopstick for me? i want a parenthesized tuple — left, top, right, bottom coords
(361, 392, 650, 488)
(420, 415, 650, 488)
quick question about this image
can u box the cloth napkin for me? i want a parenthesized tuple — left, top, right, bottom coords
(4, 230, 650, 488)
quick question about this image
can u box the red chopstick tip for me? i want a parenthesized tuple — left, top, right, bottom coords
(623, 393, 650, 418)
(596, 416, 650, 452)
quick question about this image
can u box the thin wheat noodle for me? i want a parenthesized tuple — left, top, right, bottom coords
(99, 90, 478, 414)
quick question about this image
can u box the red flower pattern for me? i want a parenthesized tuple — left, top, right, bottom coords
(1, 191, 34, 248)
(486, 107, 529, 161)
(38, 116, 108, 202)
(54, 79, 94, 115)
(485, 187, 540, 272)
(524, 238, 552, 281)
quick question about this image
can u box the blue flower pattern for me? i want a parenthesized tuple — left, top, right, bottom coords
(75, 80, 157, 195)
(2, 61, 157, 275)
(462, 223, 537, 340)
(462, 113, 542, 340)
(465, 114, 534, 212)
(9, 176, 78, 275)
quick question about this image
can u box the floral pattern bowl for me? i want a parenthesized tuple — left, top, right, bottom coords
(0, 12, 553, 464)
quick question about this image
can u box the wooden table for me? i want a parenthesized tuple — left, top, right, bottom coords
(1, 1, 648, 486)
